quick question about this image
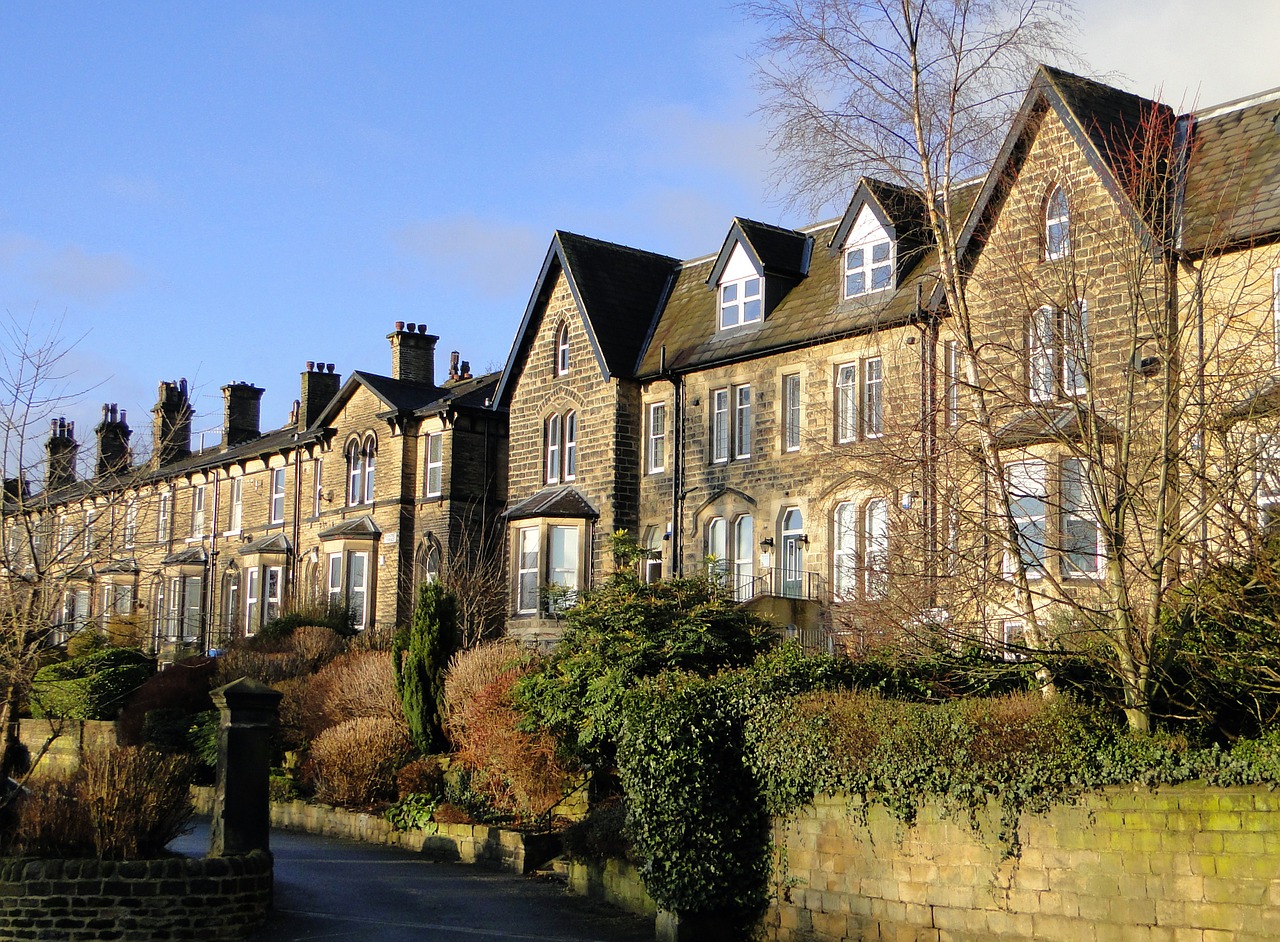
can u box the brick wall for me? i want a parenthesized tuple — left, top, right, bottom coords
(0, 851, 272, 941)
(766, 786, 1280, 942)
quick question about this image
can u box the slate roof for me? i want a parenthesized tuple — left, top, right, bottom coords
(162, 547, 207, 566)
(505, 486, 599, 521)
(238, 533, 291, 556)
(994, 405, 1119, 448)
(1181, 89, 1280, 252)
(708, 218, 811, 285)
(317, 515, 381, 540)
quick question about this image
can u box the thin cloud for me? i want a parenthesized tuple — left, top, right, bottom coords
(391, 216, 544, 298)
(0, 234, 142, 305)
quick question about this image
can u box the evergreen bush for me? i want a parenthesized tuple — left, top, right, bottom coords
(393, 582, 459, 753)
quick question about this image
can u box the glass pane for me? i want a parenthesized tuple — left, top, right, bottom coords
(872, 241, 890, 263)
(871, 265, 892, 290)
(847, 272, 866, 296)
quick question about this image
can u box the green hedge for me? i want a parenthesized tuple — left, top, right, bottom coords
(31, 648, 154, 720)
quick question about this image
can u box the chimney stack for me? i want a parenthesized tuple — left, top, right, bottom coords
(221, 382, 264, 446)
(3, 477, 27, 504)
(298, 361, 341, 431)
(95, 404, 133, 477)
(152, 379, 194, 466)
(448, 350, 461, 382)
(44, 418, 78, 491)
(387, 321, 438, 386)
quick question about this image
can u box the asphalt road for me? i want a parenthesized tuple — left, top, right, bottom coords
(171, 819, 653, 942)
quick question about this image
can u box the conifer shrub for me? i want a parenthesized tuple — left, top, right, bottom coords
(308, 716, 413, 808)
(393, 582, 459, 753)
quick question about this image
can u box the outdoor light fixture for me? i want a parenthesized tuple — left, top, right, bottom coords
(759, 537, 774, 549)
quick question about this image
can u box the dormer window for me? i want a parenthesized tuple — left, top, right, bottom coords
(1045, 186, 1069, 259)
(844, 239, 893, 298)
(719, 276, 762, 330)
(555, 322, 570, 375)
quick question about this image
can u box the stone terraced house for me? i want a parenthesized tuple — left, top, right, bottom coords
(7, 66, 1280, 659)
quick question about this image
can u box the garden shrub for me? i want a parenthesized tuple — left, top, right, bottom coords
(284, 650, 404, 744)
(560, 796, 633, 863)
(396, 756, 446, 800)
(31, 647, 154, 720)
(384, 793, 438, 831)
(117, 655, 216, 747)
(308, 716, 414, 808)
(214, 624, 345, 686)
(442, 641, 525, 744)
(450, 655, 573, 822)
(7, 747, 195, 859)
(66, 626, 109, 658)
(393, 581, 459, 753)
(258, 601, 357, 642)
(516, 571, 778, 768)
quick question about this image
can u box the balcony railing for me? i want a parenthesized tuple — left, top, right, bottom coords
(735, 568, 824, 603)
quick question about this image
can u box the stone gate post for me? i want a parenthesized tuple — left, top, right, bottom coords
(209, 676, 282, 857)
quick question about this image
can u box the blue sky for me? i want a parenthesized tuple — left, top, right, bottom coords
(2, 1, 1278, 460)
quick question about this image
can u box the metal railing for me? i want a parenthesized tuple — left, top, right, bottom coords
(736, 568, 824, 603)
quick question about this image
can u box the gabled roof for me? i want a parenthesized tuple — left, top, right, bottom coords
(238, 532, 291, 556)
(1181, 87, 1280, 252)
(994, 405, 1119, 448)
(494, 231, 679, 407)
(318, 515, 381, 540)
(958, 65, 1173, 265)
(504, 486, 599, 521)
(162, 547, 207, 566)
(310, 371, 443, 430)
(706, 217, 811, 286)
(830, 178, 928, 251)
(412, 370, 503, 416)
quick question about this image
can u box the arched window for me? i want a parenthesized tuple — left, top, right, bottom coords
(546, 414, 562, 484)
(706, 516, 726, 584)
(1045, 186, 1069, 259)
(862, 499, 889, 599)
(732, 515, 754, 600)
(555, 323, 570, 375)
(362, 435, 377, 504)
(564, 411, 577, 480)
(346, 440, 363, 507)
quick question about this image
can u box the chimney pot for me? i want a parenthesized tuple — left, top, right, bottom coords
(306, 361, 315, 372)
(406, 322, 417, 333)
(395, 321, 405, 332)
(417, 323, 427, 334)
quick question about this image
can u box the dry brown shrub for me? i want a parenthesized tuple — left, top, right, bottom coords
(449, 660, 573, 822)
(6, 773, 95, 857)
(396, 755, 446, 800)
(215, 626, 346, 687)
(309, 716, 414, 809)
(442, 640, 526, 743)
(290, 625, 347, 671)
(287, 651, 404, 743)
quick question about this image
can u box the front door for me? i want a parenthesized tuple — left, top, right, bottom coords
(781, 508, 804, 598)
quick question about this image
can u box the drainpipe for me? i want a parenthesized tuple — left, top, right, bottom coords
(662, 346, 685, 578)
(206, 469, 221, 655)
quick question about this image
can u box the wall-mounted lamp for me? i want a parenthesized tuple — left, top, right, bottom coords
(901, 491, 921, 510)
(799, 534, 810, 546)
(759, 537, 775, 549)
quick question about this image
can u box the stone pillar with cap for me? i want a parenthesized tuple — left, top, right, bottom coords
(210, 677, 282, 857)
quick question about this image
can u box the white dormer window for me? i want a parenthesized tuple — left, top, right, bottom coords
(841, 205, 895, 299)
(719, 276, 762, 330)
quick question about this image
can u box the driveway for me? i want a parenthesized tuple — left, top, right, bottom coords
(171, 820, 652, 942)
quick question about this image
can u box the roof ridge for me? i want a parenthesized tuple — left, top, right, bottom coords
(734, 216, 806, 236)
(1193, 85, 1280, 120)
(555, 229, 680, 264)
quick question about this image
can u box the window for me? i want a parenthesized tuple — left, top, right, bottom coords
(245, 568, 260, 636)
(363, 439, 376, 504)
(712, 389, 730, 463)
(944, 341, 960, 428)
(545, 414, 562, 484)
(641, 527, 665, 584)
(1001, 619, 1027, 661)
(165, 575, 203, 643)
(735, 386, 752, 459)
(836, 364, 856, 443)
(647, 403, 666, 474)
(191, 485, 207, 538)
(228, 477, 243, 532)
(862, 498, 889, 599)
(58, 514, 72, 553)
(783, 373, 801, 452)
(1273, 269, 1280, 369)
(555, 322, 570, 375)
(83, 509, 96, 554)
(516, 527, 539, 614)
(833, 502, 858, 600)
(157, 492, 171, 542)
(124, 501, 137, 548)
(844, 239, 894, 297)
(426, 433, 444, 497)
(862, 357, 883, 438)
(1061, 459, 1100, 577)
(346, 441, 363, 506)
(312, 458, 323, 517)
(264, 566, 283, 623)
(719, 276, 763, 330)
(269, 467, 286, 524)
(732, 515, 754, 601)
(547, 526, 579, 612)
(1029, 302, 1087, 401)
(1005, 460, 1046, 578)
(1045, 186, 1069, 259)
(564, 411, 577, 480)
(327, 553, 343, 608)
(346, 553, 368, 629)
(706, 516, 726, 584)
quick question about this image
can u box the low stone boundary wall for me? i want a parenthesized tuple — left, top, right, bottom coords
(0, 851, 272, 942)
(766, 784, 1280, 942)
(192, 787, 560, 874)
(568, 858, 656, 919)
(17, 719, 118, 778)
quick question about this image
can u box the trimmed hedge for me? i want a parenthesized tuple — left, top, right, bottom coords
(31, 648, 154, 720)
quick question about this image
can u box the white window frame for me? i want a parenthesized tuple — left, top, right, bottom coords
(547, 525, 579, 612)
(191, 485, 207, 539)
(264, 565, 283, 624)
(269, 467, 286, 524)
(555, 322, 570, 375)
(719, 275, 763, 330)
(546, 414, 562, 484)
(862, 357, 883, 438)
(862, 498, 889, 599)
(1045, 186, 1069, 260)
(346, 441, 363, 507)
(564, 411, 577, 481)
(783, 373, 801, 452)
(362, 438, 376, 504)
(1001, 619, 1028, 661)
(836, 364, 856, 443)
(833, 501, 857, 600)
(157, 491, 171, 543)
(346, 552, 369, 630)
(83, 508, 96, 555)
(706, 516, 726, 585)
(712, 388, 730, 463)
(1029, 306, 1058, 402)
(1258, 433, 1280, 532)
(1005, 460, 1047, 579)
(732, 514, 754, 601)
(1061, 458, 1101, 578)
(326, 553, 343, 608)
(313, 457, 323, 517)
(124, 500, 137, 549)
(1063, 300, 1088, 397)
(228, 477, 243, 533)
(647, 402, 666, 474)
(516, 527, 540, 615)
(426, 432, 444, 497)
(844, 238, 894, 298)
(245, 567, 260, 636)
(734, 385, 752, 459)
(944, 341, 960, 428)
